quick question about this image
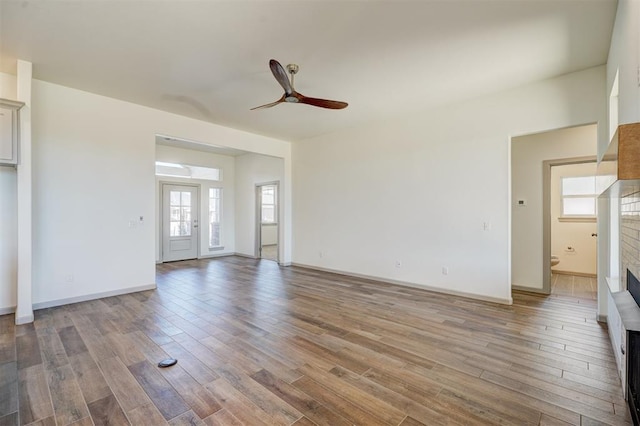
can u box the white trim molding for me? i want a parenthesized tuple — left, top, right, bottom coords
(0, 306, 16, 316)
(32, 284, 157, 311)
(293, 263, 513, 305)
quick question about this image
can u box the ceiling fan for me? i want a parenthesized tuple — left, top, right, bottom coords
(251, 59, 348, 110)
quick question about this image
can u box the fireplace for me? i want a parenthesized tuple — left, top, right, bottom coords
(627, 269, 640, 425)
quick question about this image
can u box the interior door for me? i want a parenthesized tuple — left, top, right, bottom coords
(257, 183, 278, 262)
(162, 184, 198, 262)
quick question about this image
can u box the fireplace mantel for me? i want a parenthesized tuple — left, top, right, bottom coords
(598, 122, 640, 197)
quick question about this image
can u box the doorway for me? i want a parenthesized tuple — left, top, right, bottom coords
(545, 160, 598, 298)
(510, 124, 597, 295)
(161, 183, 199, 262)
(256, 182, 279, 262)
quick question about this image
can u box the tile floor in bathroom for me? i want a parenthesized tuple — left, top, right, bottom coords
(551, 273, 597, 300)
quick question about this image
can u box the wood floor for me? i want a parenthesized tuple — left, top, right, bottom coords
(260, 245, 278, 262)
(551, 273, 597, 300)
(0, 256, 632, 425)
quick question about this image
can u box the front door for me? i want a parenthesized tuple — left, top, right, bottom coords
(162, 184, 198, 262)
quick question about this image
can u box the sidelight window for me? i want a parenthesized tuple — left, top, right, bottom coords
(209, 188, 222, 247)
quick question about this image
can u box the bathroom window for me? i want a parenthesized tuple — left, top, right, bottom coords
(261, 185, 277, 224)
(560, 176, 597, 220)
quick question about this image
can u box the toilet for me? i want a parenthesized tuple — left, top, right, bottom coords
(551, 255, 560, 267)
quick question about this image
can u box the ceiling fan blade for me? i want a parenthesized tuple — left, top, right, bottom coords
(297, 94, 348, 110)
(250, 98, 284, 110)
(269, 59, 293, 95)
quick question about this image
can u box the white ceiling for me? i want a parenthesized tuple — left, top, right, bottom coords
(0, 0, 617, 142)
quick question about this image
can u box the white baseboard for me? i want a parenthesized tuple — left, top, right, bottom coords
(199, 252, 235, 259)
(512, 285, 548, 295)
(234, 252, 258, 259)
(157, 253, 288, 263)
(1, 307, 37, 325)
(292, 263, 513, 305)
(0, 306, 15, 316)
(16, 313, 34, 325)
(552, 269, 597, 278)
(32, 284, 157, 311)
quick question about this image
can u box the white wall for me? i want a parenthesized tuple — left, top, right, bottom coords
(550, 162, 598, 275)
(30, 79, 290, 308)
(0, 72, 17, 99)
(605, 0, 640, 153)
(0, 71, 17, 312)
(235, 153, 284, 259)
(293, 66, 606, 304)
(155, 145, 236, 261)
(598, 0, 640, 318)
(0, 166, 17, 312)
(512, 125, 597, 290)
(0, 73, 18, 312)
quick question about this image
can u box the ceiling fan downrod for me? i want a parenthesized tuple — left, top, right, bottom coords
(285, 64, 299, 102)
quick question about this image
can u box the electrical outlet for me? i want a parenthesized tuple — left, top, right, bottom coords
(442, 267, 449, 275)
(318, 250, 323, 258)
(65, 274, 74, 283)
(395, 260, 402, 268)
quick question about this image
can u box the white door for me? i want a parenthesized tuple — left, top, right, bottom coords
(162, 184, 198, 262)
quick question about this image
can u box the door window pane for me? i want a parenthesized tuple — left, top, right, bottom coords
(169, 190, 192, 236)
(170, 191, 181, 206)
(170, 222, 181, 237)
(182, 207, 191, 222)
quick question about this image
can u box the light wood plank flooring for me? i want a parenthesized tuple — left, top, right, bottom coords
(0, 256, 631, 425)
(260, 245, 278, 262)
(551, 273, 597, 300)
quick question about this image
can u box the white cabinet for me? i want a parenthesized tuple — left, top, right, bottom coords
(0, 98, 24, 166)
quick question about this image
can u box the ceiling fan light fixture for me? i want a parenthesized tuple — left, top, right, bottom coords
(251, 59, 348, 111)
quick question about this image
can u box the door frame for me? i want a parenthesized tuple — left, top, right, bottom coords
(255, 181, 280, 262)
(160, 181, 200, 262)
(541, 156, 597, 293)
